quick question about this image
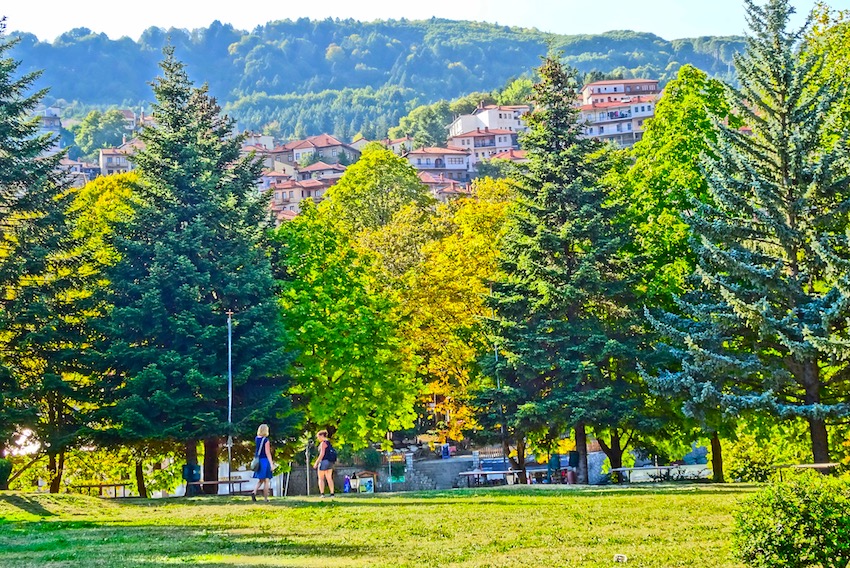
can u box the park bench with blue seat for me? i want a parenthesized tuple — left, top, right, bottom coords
(459, 456, 516, 487)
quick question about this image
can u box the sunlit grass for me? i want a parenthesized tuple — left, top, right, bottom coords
(0, 484, 754, 567)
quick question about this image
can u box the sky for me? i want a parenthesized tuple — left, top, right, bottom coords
(3, 0, 827, 42)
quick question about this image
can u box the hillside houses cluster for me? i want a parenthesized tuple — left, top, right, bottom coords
(43, 78, 662, 222)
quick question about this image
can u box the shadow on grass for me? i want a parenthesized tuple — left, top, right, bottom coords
(0, 494, 57, 517)
(0, 522, 375, 567)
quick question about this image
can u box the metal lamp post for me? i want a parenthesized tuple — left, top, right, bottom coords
(226, 310, 233, 495)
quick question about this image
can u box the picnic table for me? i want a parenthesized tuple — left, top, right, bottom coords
(458, 468, 518, 487)
(69, 482, 131, 498)
(184, 478, 252, 496)
(774, 462, 840, 481)
(609, 465, 686, 483)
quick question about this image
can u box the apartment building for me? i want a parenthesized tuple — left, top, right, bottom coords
(406, 147, 471, 182)
(448, 103, 530, 138)
(271, 134, 360, 166)
(578, 79, 661, 147)
(98, 138, 144, 177)
(448, 127, 518, 170)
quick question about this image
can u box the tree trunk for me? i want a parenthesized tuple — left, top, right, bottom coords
(801, 361, 831, 463)
(185, 439, 198, 465)
(710, 431, 724, 483)
(202, 437, 220, 495)
(506, 437, 527, 484)
(597, 430, 624, 482)
(48, 450, 65, 494)
(135, 461, 148, 498)
(809, 418, 830, 464)
(575, 423, 589, 485)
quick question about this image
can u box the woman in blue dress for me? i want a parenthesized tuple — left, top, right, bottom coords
(251, 423, 274, 502)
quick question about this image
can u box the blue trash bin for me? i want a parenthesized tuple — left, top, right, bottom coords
(182, 464, 201, 496)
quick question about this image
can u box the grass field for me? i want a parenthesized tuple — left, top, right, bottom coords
(0, 484, 754, 567)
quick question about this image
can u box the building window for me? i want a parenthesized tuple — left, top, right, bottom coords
(599, 126, 604, 134)
(417, 158, 422, 165)
(627, 123, 632, 131)
(426, 158, 431, 165)
(289, 191, 294, 198)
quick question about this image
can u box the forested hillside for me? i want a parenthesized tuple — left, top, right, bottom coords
(9, 18, 744, 138)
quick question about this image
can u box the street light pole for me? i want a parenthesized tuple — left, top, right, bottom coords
(226, 310, 233, 495)
(490, 284, 509, 472)
(495, 342, 508, 471)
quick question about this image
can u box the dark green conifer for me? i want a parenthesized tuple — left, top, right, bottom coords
(0, 20, 94, 491)
(478, 55, 646, 483)
(100, 47, 295, 481)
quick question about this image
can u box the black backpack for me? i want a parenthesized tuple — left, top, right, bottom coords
(325, 441, 337, 463)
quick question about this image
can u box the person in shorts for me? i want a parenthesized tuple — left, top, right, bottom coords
(313, 430, 336, 497)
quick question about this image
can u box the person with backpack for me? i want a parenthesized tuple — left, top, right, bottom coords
(313, 430, 337, 498)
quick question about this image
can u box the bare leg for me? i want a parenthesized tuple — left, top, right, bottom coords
(263, 479, 269, 501)
(324, 471, 334, 495)
(317, 470, 326, 495)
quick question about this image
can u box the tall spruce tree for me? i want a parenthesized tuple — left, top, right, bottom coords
(0, 20, 96, 491)
(649, 0, 850, 464)
(478, 55, 644, 483)
(99, 47, 294, 486)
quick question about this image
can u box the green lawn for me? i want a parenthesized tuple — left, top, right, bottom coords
(0, 485, 754, 567)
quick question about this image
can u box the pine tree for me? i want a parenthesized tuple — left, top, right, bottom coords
(649, 0, 850, 464)
(0, 21, 96, 491)
(478, 55, 645, 483)
(100, 47, 295, 484)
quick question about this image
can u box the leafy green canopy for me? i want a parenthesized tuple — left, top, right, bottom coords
(272, 204, 419, 448)
(321, 142, 433, 233)
(616, 64, 740, 308)
(648, 0, 850, 463)
(98, 47, 295, 447)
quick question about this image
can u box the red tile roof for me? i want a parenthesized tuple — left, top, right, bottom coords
(491, 149, 528, 161)
(262, 170, 292, 178)
(299, 161, 347, 173)
(284, 133, 349, 151)
(450, 128, 515, 138)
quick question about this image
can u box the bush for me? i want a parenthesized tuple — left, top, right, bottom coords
(0, 458, 11, 490)
(727, 434, 777, 482)
(733, 475, 850, 568)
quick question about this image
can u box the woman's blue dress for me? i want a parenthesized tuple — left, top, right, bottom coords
(253, 436, 273, 479)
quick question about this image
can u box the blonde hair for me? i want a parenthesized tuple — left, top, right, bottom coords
(317, 429, 328, 438)
(257, 424, 269, 437)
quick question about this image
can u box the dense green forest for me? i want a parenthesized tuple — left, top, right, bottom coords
(9, 18, 743, 138)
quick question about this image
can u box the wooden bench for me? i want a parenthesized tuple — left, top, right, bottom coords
(774, 462, 840, 481)
(184, 478, 252, 496)
(69, 482, 131, 498)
